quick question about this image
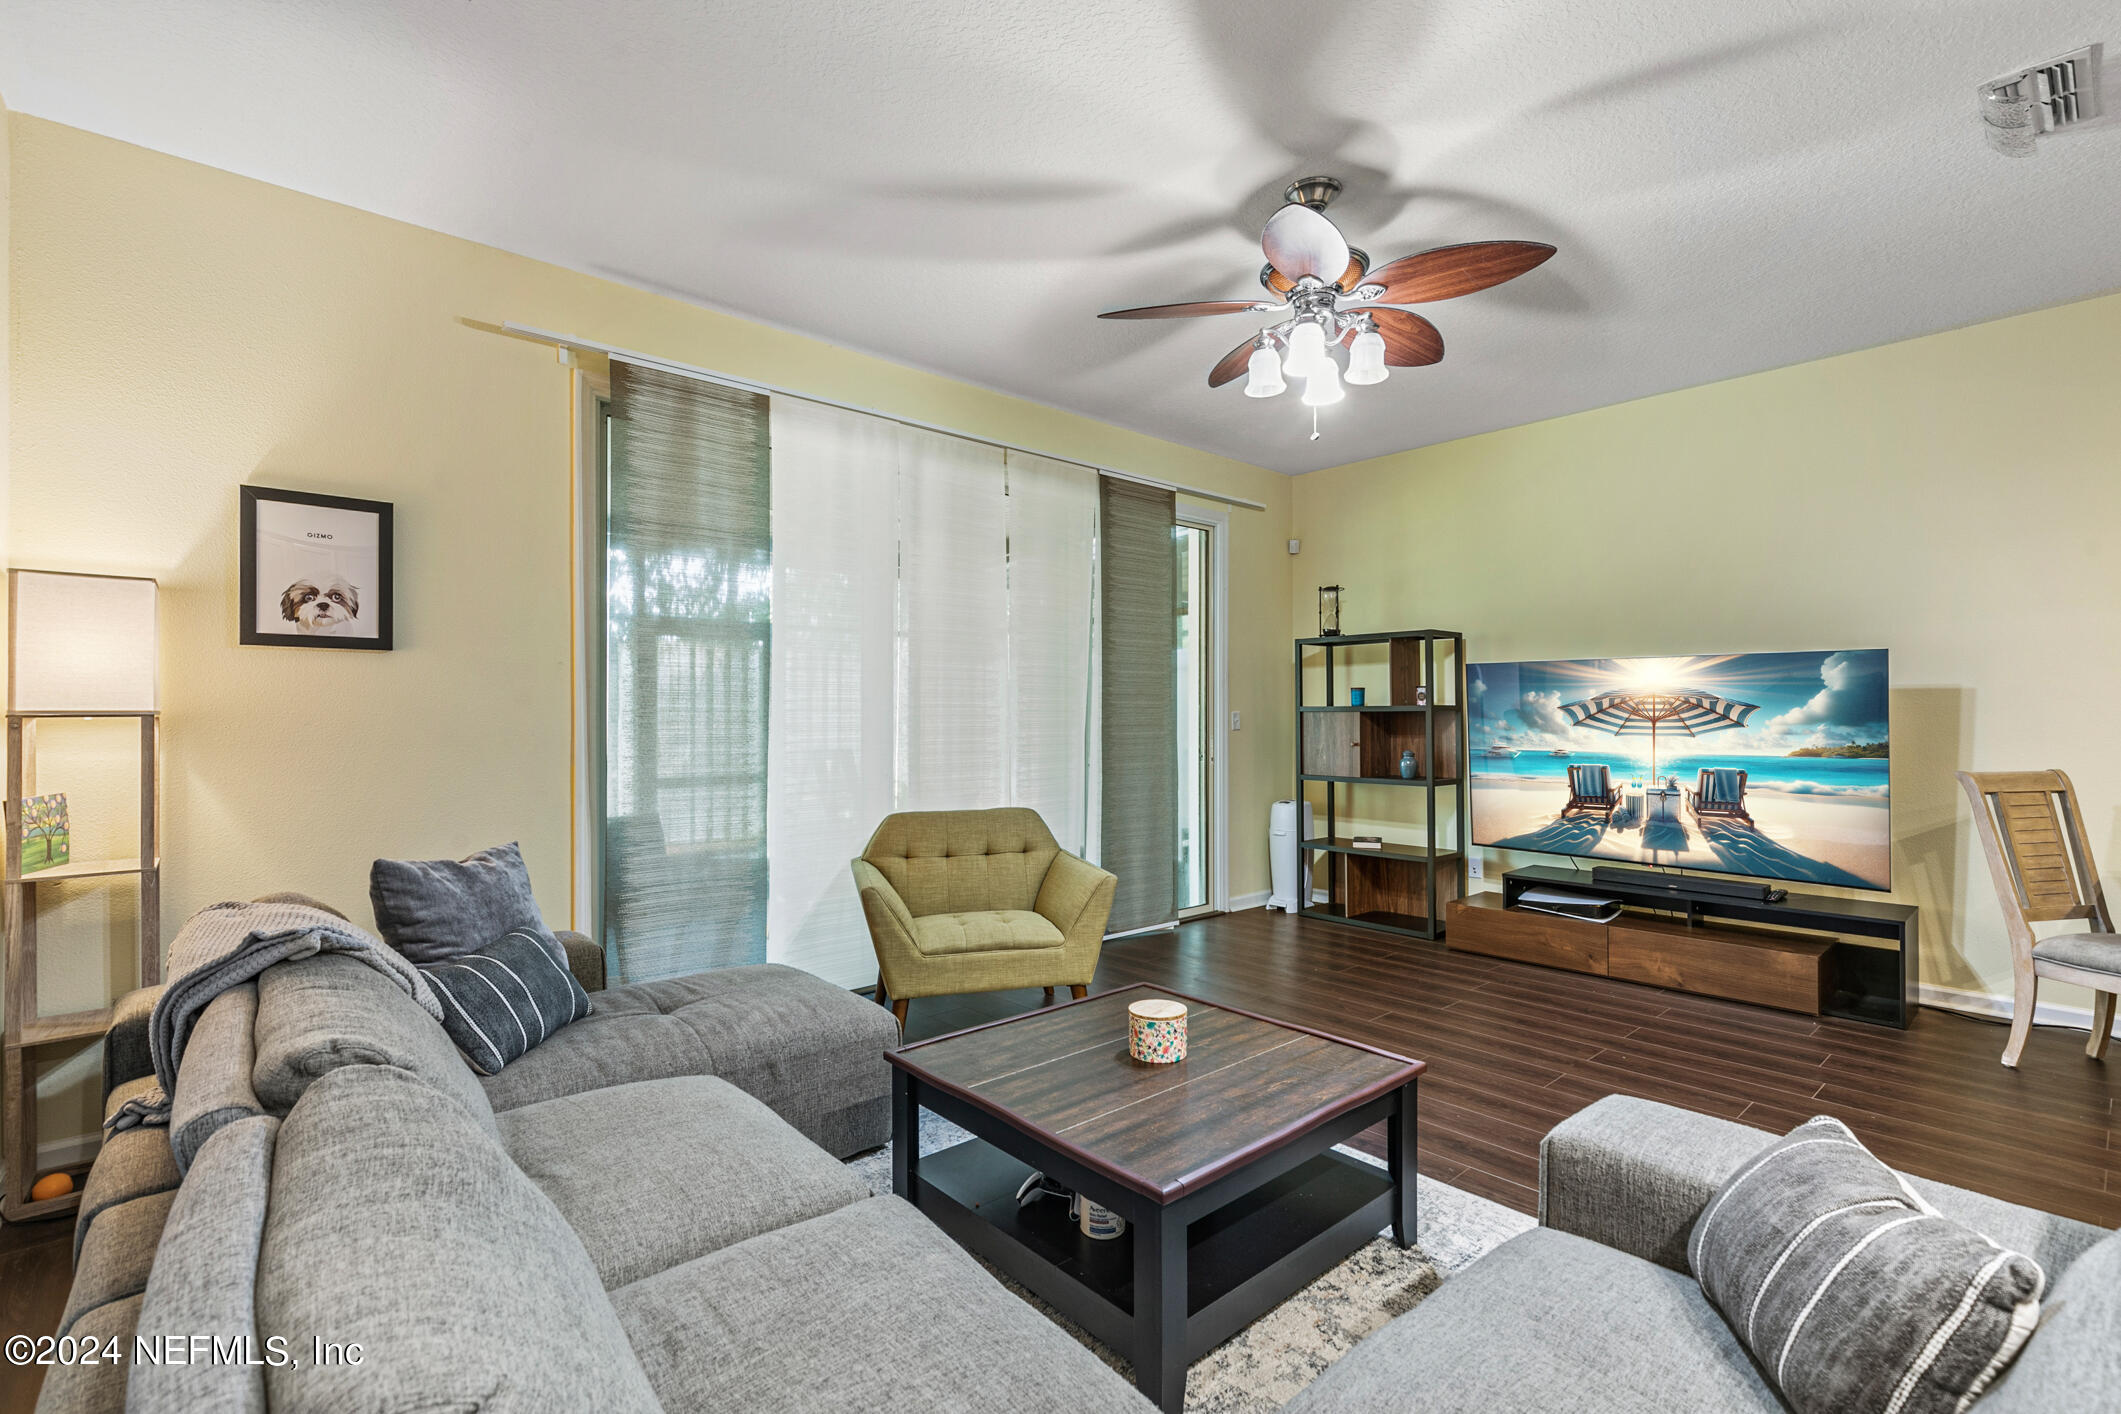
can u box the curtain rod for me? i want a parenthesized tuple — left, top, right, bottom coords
(500, 322, 1268, 512)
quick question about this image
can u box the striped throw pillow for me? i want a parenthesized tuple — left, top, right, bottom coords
(419, 929, 592, 1075)
(1689, 1116, 2044, 1414)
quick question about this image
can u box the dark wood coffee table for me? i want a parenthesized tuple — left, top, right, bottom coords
(887, 984, 1423, 1412)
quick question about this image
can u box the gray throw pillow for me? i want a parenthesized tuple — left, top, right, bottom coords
(370, 841, 557, 966)
(419, 930, 592, 1075)
(1689, 1115, 2043, 1414)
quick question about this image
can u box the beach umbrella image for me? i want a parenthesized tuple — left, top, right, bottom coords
(1559, 690, 1760, 782)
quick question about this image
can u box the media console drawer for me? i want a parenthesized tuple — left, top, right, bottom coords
(1608, 915, 1831, 1015)
(1445, 895, 1607, 975)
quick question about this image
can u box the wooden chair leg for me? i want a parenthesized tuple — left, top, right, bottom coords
(1070, 984, 1088, 1000)
(2002, 970, 2037, 1069)
(2088, 990, 2115, 1062)
(875, 977, 890, 1008)
(1043, 986, 1055, 1005)
(891, 997, 910, 1033)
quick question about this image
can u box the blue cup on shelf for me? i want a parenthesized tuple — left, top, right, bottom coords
(1349, 688, 1365, 706)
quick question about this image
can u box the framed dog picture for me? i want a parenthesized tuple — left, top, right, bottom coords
(239, 486, 394, 649)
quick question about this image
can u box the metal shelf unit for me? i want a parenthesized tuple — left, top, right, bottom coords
(1294, 630, 1469, 941)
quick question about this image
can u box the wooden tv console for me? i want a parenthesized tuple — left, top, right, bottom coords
(1445, 867, 1919, 1028)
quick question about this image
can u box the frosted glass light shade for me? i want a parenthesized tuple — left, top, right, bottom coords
(1243, 344, 1286, 398)
(1346, 329, 1389, 385)
(8, 570, 159, 712)
(1301, 357, 1345, 407)
(1284, 319, 1328, 379)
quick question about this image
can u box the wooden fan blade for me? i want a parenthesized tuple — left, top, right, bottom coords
(1099, 300, 1265, 320)
(1261, 203, 1351, 283)
(1364, 241, 1556, 304)
(1366, 308, 1445, 366)
(1208, 337, 1257, 388)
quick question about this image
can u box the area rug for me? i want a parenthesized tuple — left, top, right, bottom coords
(846, 1112, 1533, 1413)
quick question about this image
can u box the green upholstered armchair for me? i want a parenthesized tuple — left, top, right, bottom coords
(852, 808, 1117, 1031)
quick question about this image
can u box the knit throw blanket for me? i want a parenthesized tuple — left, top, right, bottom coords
(106, 900, 442, 1134)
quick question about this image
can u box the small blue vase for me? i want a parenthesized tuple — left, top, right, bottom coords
(1399, 750, 1417, 780)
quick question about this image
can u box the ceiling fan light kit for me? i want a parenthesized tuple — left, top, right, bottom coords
(1099, 175, 1556, 437)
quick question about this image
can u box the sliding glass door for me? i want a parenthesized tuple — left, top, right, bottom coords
(1176, 521, 1212, 915)
(591, 363, 1220, 976)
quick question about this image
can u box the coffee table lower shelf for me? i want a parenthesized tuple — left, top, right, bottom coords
(910, 1136, 1394, 1371)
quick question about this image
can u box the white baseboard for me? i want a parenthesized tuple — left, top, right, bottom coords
(1234, 889, 1330, 912)
(1917, 982, 2121, 1037)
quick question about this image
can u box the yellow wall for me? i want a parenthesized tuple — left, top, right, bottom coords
(7, 115, 1290, 1144)
(1293, 288, 2121, 1013)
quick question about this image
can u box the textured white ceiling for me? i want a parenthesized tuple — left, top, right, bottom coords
(3, 1, 2118, 473)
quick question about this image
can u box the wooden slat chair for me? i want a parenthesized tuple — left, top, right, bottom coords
(1688, 767, 1754, 827)
(1958, 770, 2121, 1067)
(1559, 763, 1624, 821)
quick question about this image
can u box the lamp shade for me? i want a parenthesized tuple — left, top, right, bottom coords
(8, 571, 159, 713)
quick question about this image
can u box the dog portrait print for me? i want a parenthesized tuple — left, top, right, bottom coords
(279, 576, 362, 635)
(241, 486, 393, 649)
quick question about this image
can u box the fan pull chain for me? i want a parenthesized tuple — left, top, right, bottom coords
(1310, 406, 1320, 441)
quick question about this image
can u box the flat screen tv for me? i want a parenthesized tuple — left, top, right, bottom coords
(1468, 650, 1890, 891)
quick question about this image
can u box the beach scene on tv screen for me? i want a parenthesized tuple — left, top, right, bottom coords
(1469, 650, 1890, 890)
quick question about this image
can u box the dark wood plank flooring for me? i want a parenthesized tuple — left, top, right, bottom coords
(6, 905, 2114, 1410)
(905, 908, 2121, 1227)
(1, 1213, 76, 1412)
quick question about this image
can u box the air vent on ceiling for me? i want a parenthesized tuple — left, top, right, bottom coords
(1982, 44, 2105, 155)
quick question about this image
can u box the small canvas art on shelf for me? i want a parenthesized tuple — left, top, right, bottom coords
(238, 486, 395, 650)
(19, 793, 69, 874)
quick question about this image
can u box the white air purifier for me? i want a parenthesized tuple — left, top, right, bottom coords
(1268, 799, 1315, 912)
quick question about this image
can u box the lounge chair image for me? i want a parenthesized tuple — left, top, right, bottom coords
(1688, 767, 1754, 827)
(1558, 763, 1625, 821)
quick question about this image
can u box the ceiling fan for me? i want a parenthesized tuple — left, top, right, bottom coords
(1099, 176, 1554, 421)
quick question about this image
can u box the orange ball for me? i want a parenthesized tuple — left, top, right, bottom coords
(29, 1172, 75, 1202)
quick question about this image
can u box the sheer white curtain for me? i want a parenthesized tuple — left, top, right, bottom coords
(765, 402, 899, 990)
(1004, 451, 1099, 857)
(766, 402, 1100, 988)
(895, 427, 1010, 810)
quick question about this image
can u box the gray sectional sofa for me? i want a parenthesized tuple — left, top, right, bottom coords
(45, 900, 2117, 1414)
(1285, 1095, 2120, 1412)
(38, 915, 1152, 1414)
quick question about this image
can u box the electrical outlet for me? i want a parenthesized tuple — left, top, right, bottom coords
(1230, 711, 1241, 731)
(1467, 854, 1484, 880)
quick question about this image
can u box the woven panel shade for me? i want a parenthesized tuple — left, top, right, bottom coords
(1098, 477, 1178, 933)
(604, 361, 771, 982)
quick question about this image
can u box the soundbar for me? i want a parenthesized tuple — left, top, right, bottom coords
(1588, 866, 1787, 905)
